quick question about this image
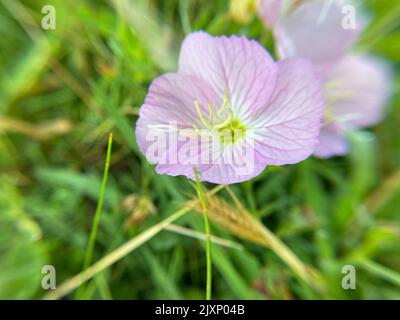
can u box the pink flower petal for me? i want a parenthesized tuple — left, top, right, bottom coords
(257, 0, 282, 28)
(249, 58, 325, 165)
(192, 162, 267, 185)
(325, 55, 391, 128)
(178, 31, 278, 119)
(313, 124, 348, 158)
(135, 73, 219, 167)
(275, 0, 361, 66)
(191, 137, 267, 184)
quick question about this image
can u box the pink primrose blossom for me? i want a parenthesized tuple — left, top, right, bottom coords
(136, 32, 324, 183)
(257, 0, 282, 28)
(260, 0, 391, 157)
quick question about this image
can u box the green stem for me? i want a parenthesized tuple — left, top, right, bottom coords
(193, 167, 212, 300)
(77, 133, 113, 299)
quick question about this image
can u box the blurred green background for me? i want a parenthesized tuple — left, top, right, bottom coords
(0, 0, 399, 299)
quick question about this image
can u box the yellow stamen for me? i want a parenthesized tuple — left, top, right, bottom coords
(190, 92, 246, 144)
(194, 100, 212, 129)
(213, 110, 233, 130)
(217, 92, 229, 116)
(207, 102, 214, 125)
(193, 124, 201, 135)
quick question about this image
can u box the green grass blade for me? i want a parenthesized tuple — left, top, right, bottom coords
(358, 259, 400, 287)
(76, 133, 113, 299)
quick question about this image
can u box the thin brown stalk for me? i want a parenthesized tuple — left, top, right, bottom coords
(190, 193, 325, 290)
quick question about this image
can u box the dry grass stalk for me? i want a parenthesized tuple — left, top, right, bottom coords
(190, 193, 324, 290)
(189, 194, 268, 246)
(0, 117, 72, 140)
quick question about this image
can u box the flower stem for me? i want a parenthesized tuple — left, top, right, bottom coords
(193, 167, 212, 300)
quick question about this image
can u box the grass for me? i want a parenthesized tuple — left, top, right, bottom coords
(76, 132, 112, 299)
(0, 0, 399, 300)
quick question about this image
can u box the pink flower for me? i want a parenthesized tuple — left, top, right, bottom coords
(260, 0, 391, 158)
(315, 55, 390, 157)
(136, 32, 324, 184)
(274, 0, 361, 70)
(257, 0, 282, 28)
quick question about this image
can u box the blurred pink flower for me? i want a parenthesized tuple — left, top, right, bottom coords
(257, 0, 282, 28)
(260, 0, 391, 157)
(274, 0, 361, 70)
(136, 32, 324, 184)
(315, 55, 390, 157)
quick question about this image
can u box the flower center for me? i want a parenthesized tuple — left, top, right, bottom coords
(217, 117, 246, 144)
(193, 93, 246, 144)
